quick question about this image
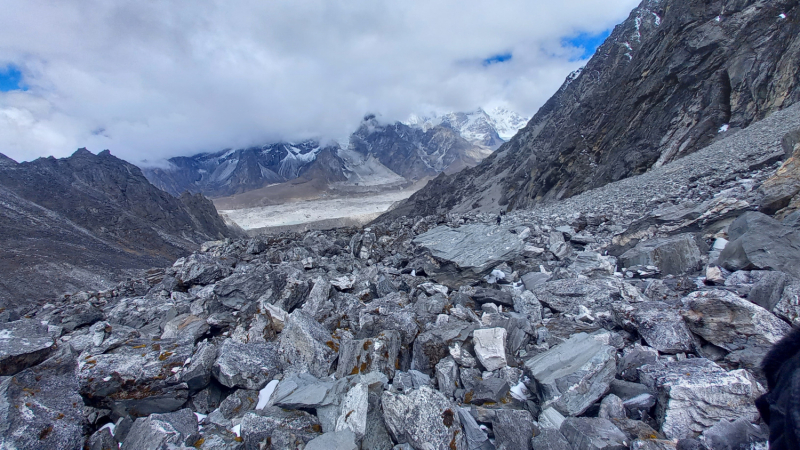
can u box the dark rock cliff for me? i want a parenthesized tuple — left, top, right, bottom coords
(387, 0, 800, 219)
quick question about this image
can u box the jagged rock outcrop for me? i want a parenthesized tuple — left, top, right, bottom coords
(386, 0, 800, 218)
(0, 149, 241, 306)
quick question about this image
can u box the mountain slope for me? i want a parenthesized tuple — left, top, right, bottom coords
(387, 0, 800, 218)
(0, 149, 240, 304)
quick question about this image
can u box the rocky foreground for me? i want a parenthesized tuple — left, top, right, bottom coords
(2, 106, 800, 449)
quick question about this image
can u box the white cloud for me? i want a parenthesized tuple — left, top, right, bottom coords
(0, 0, 640, 164)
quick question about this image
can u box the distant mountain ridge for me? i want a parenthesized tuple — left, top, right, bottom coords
(0, 149, 241, 305)
(142, 107, 529, 200)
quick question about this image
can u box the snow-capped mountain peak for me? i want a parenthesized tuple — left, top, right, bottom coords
(404, 107, 529, 148)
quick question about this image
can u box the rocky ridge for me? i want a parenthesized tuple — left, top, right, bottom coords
(392, 0, 800, 217)
(2, 101, 799, 449)
(0, 149, 242, 307)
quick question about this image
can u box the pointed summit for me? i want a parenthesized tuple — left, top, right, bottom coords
(0, 153, 18, 167)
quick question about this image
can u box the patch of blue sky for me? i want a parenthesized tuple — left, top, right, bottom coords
(482, 52, 512, 66)
(0, 65, 26, 92)
(563, 29, 612, 60)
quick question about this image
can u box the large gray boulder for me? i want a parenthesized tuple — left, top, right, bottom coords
(0, 348, 86, 450)
(412, 224, 526, 282)
(613, 302, 694, 354)
(278, 310, 337, 378)
(176, 253, 233, 287)
(213, 266, 272, 310)
(717, 212, 800, 277)
(121, 408, 199, 450)
(524, 333, 616, 416)
(493, 409, 537, 450)
(560, 418, 628, 450)
(680, 290, 791, 352)
(531, 429, 574, 450)
(213, 339, 282, 390)
(271, 373, 337, 410)
(528, 279, 618, 315)
(638, 358, 763, 439)
(381, 386, 465, 450)
(619, 234, 702, 275)
(775, 280, 800, 326)
(0, 319, 59, 376)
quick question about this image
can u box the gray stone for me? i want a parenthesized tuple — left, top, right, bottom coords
(617, 345, 659, 381)
(613, 302, 694, 354)
(411, 319, 475, 375)
(513, 290, 543, 323)
(598, 394, 626, 419)
(620, 234, 702, 275)
(701, 418, 768, 450)
(746, 271, 788, 311)
(412, 224, 526, 280)
(435, 356, 459, 399)
(531, 429, 574, 450)
(278, 310, 337, 378)
(218, 389, 259, 419)
(676, 439, 709, 450)
(449, 341, 479, 368)
(213, 267, 272, 310)
(334, 382, 369, 439)
(560, 418, 628, 450)
(335, 330, 400, 379)
(86, 428, 118, 450)
(529, 279, 618, 315)
(303, 277, 333, 320)
(176, 253, 233, 287)
(610, 418, 663, 442)
(569, 252, 617, 277)
(468, 377, 510, 405)
(472, 288, 514, 307)
(457, 407, 493, 450)
(549, 231, 572, 260)
(521, 272, 551, 291)
(213, 340, 281, 390)
(538, 407, 566, 430)
(775, 280, 800, 326)
(121, 408, 199, 450)
(305, 429, 359, 450)
(638, 358, 763, 439)
(240, 407, 321, 450)
(717, 212, 800, 278)
(681, 289, 791, 352)
(393, 370, 433, 393)
(493, 409, 536, 450)
(271, 373, 335, 410)
(0, 319, 58, 376)
(160, 314, 209, 344)
(473, 328, 508, 371)
(524, 333, 616, 416)
(630, 440, 677, 450)
(0, 348, 86, 450)
(181, 340, 217, 391)
(381, 386, 465, 450)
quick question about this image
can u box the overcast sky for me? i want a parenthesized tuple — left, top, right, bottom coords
(0, 0, 639, 164)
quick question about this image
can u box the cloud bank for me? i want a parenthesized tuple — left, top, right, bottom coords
(0, 0, 639, 164)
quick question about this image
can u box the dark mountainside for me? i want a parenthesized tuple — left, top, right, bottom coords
(386, 0, 800, 219)
(350, 118, 490, 180)
(0, 149, 240, 305)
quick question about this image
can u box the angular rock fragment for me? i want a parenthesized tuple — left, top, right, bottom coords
(435, 356, 459, 399)
(0, 319, 58, 376)
(638, 358, 763, 439)
(717, 212, 800, 277)
(746, 271, 788, 311)
(457, 407, 493, 450)
(0, 348, 86, 450)
(472, 327, 507, 371)
(213, 267, 272, 310)
(305, 429, 359, 450)
(468, 377, 509, 405)
(681, 289, 791, 352)
(393, 370, 434, 393)
(524, 333, 616, 416)
(531, 429, 573, 450)
(471, 288, 514, 307)
(176, 253, 233, 287)
(240, 407, 322, 449)
(493, 409, 536, 450)
(121, 408, 199, 450)
(529, 279, 618, 315)
(775, 280, 800, 326)
(598, 394, 626, 419)
(569, 252, 617, 277)
(382, 386, 465, 450)
(335, 382, 368, 439)
(560, 417, 628, 450)
(701, 418, 767, 450)
(613, 302, 694, 354)
(278, 310, 337, 378)
(86, 428, 118, 450)
(213, 340, 281, 390)
(411, 319, 475, 375)
(617, 345, 658, 381)
(181, 340, 217, 390)
(620, 234, 702, 275)
(335, 330, 400, 379)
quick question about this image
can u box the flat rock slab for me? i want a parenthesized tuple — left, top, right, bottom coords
(382, 386, 465, 450)
(241, 407, 321, 449)
(524, 332, 616, 416)
(413, 224, 526, 275)
(0, 319, 59, 376)
(560, 417, 628, 450)
(121, 408, 198, 450)
(613, 301, 694, 354)
(681, 289, 791, 352)
(638, 358, 763, 440)
(305, 429, 358, 450)
(717, 212, 800, 277)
